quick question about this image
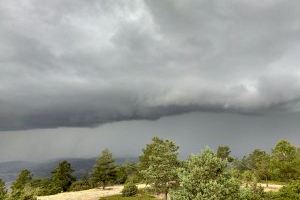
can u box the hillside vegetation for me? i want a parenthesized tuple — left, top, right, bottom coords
(0, 138, 300, 200)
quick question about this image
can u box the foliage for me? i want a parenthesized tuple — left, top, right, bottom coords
(247, 149, 271, 183)
(11, 169, 32, 191)
(5, 138, 300, 200)
(91, 149, 117, 189)
(16, 185, 37, 200)
(69, 180, 91, 191)
(240, 186, 265, 200)
(10, 169, 34, 200)
(116, 162, 139, 184)
(122, 182, 138, 197)
(233, 140, 300, 183)
(233, 156, 251, 172)
(28, 178, 63, 196)
(171, 148, 241, 200)
(270, 140, 300, 181)
(242, 171, 258, 188)
(217, 145, 234, 162)
(100, 192, 157, 200)
(51, 160, 76, 192)
(139, 137, 180, 200)
(275, 180, 300, 200)
(0, 179, 7, 200)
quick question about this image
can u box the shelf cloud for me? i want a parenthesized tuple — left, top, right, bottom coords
(1, 0, 300, 131)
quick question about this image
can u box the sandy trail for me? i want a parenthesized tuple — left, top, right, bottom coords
(38, 185, 147, 200)
(37, 183, 283, 200)
(242, 183, 283, 192)
(258, 183, 283, 192)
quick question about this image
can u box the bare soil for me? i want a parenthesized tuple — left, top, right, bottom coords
(258, 183, 283, 192)
(37, 183, 283, 200)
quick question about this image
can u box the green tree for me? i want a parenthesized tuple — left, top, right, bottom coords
(139, 137, 180, 200)
(242, 149, 271, 186)
(217, 145, 234, 162)
(171, 148, 241, 200)
(233, 156, 251, 172)
(17, 185, 37, 200)
(29, 178, 54, 196)
(51, 160, 76, 192)
(116, 162, 138, 184)
(0, 179, 7, 200)
(91, 149, 117, 189)
(242, 170, 257, 188)
(271, 140, 300, 181)
(10, 169, 33, 199)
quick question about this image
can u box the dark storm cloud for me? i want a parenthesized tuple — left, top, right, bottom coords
(1, 0, 300, 131)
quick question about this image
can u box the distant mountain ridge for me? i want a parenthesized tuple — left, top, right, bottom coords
(0, 157, 137, 187)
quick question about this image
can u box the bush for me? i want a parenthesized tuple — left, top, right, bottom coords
(0, 179, 7, 200)
(240, 186, 265, 200)
(276, 180, 300, 200)
(171, 149, 241, 200)
(122, 182, 138, 197)
(69, 180, 91, 191)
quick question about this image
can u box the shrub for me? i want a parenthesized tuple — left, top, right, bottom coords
(276, 180, 300, 200)
(240, 186, 265, 200)
(69, 180, 91, 191)
(122, 182, 138, 197)
(171, 148, 241, 200)
(0, 179, 7, 200)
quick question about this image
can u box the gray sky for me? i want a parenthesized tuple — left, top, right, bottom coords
(0, 0, 300, 161)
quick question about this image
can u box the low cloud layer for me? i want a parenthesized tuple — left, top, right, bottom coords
(1, 0, 300, 131)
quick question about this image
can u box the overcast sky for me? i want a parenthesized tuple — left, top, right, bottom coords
(0, 0, 300, 162)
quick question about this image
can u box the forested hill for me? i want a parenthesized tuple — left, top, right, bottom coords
(0, 157, 136, 186)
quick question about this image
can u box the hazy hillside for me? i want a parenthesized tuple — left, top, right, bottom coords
(0, 157, 136, 186)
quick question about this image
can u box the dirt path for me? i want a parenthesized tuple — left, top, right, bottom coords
(258, 183, 283, 192)
(37, 185, 146, 200)
(242, 183, 284, 192)
(37, 183, 283, 200)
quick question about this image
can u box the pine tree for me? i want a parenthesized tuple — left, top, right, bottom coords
(217, 145, 234, 162)
(51, 160, 76, 192)
(171, 148, 241, 200)
(139, 137, 180, 200)
(91, 149, 116, 189)
(10, 169, 33, 199)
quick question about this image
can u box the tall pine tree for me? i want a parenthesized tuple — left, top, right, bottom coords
(139, 137, 180, 200)
(91, 149, 116, 189)
(10, 169, 33, 199)
(51, 160, 76, 192)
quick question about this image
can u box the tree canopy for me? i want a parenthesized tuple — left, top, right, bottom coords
(91, 149, 117, 189)
(139, 137, 180, 200)
(171, 148, 241, 200)
(217, 145, 234, 162)
(271, 140, 300, 181)
(51, 160, 76, 192)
